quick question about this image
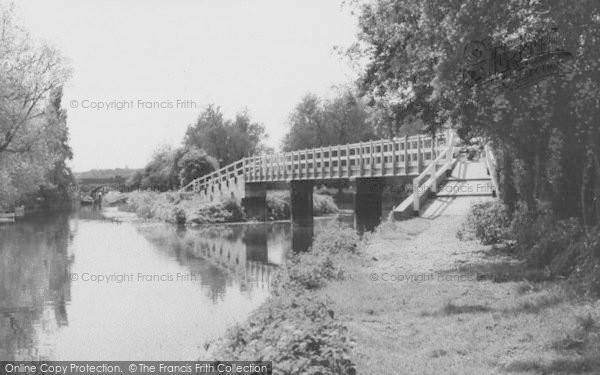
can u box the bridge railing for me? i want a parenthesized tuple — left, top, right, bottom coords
(412, 130, 457, 212)
(244, 132, 450, 182)
(181, 159, 245, 194)
(181, 131, 451, 196)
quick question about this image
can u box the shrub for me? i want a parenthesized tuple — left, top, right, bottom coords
(275, 252, 339, 290)
(223, 198, 245, 222)
(312, 224, 360, 255)
(313, 194, 339, 215)
(457, 201, 510, 244)
(266, 191, 290, 220)
(272, 224, 360, 292)
(214, 295, 356, 375)
(266, 191, 339, 220)
(526, 217, 582, 270)
(173, 207, 187, 225)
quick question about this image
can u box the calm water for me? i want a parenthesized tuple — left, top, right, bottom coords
(0, 207, 351, 360)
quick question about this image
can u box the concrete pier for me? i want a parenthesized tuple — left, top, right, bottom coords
(290, 180, 314, 227)
(354, 178, 384, 232)
(242, 183, 267, 221)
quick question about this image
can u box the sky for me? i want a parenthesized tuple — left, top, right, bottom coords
(17, 0, 360, 172)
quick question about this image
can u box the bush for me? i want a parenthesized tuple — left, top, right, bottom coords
(173, 207, 187, 225)
(213, 295, 356, 375)
(312, 224, 360, 255)
(266, 191, 290, 220)
(120, 191, 246, 224)
(313, 194, 339, 215)
(266, 191, 339, 220)
(272, 223, 360, 292)
(223, 198, 245, 222)
(275, 252, 339, 290)
(457, 201, 510, 244)
(526, 218, 582, 270)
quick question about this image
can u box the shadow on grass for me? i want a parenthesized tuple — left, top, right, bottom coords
(421, 294, 564, 317)
(504, 356, 600, 374)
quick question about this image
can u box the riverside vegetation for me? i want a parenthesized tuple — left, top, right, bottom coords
(210, 223, 364, 375)
(206, 199, 600, 374)
(115, 190, 339, 225)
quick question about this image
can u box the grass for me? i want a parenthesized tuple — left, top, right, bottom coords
(309, 218, 600, 375)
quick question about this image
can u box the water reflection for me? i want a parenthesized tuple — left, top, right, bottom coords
(0, 209, 351, 360)
(0, 214, 73, 360)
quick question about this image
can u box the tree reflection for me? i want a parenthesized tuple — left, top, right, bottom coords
(0, 214, 73, 360)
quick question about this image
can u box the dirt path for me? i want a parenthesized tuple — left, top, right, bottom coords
(318, 196, 600, 375)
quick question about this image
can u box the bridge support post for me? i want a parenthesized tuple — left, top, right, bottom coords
(290, 180, 314, 252)
(242, 183, 267, 221)
(290, 180, 314, 227)
(354, 178, 384, 232)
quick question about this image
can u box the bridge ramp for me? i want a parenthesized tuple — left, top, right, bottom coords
(394, 158, 496, 219)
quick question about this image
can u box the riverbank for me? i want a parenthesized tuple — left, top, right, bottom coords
(209, 223, 364, 374)
(107, 190, 339, 225)
(315, 211, 600, 374)
(211, 198, 600, 374)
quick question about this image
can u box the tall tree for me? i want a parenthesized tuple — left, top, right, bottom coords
(184, 105, 268, 166)
(282, 91, 376, 151)
(349, 0, 600, 222)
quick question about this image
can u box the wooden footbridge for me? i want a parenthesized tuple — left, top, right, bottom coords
(180, 129, 494, 230)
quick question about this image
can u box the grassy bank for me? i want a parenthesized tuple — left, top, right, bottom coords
(210, 200, 600, 374)
(210, 224, 364, 374)
(110, 190, 338, 225)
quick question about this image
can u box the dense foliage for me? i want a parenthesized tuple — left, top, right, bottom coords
(185, 105, 270, 165)
(457, 201, 510, 244)
(282, 90, 377, 151)
(213, 224, 361, 374)
(0, 5, 73, 211)
(128, 105, 268, 192)
(266, 191, 339, 221)
(120, 191, 246, 225)
(349, 0, 600, 224)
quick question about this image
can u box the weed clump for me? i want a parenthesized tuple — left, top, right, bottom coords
(457, 201, 510, 244)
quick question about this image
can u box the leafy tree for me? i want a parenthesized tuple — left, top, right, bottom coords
(184, 105, 268, 166)
(349, 0, 600, 224)
(0, 5, 71, 210)
(282, 91, 376, 152)
(178, 146, 218, 187)
(139, 146, 182, 191)
(38, 87, 75, 209)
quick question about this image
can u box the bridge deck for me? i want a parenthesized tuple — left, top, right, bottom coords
(182, 131, 454, 203)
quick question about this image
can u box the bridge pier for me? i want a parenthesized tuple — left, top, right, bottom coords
(354, 178, 384, 232)
(290, 180, 314, 226)
(242, 183, 267, 221)
(290, 180, 314, 251)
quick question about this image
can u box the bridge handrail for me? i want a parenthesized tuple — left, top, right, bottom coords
(180, 131, 450, 194)
(412, 130, 457, 212)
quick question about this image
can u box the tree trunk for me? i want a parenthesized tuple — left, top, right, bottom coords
(502, 147, 517, 215)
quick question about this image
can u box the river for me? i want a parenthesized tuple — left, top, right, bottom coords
(0, 207, 352, 360)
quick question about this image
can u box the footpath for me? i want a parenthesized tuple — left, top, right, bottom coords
(317, 160, 600, 374)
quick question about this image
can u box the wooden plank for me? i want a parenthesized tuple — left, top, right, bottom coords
(370, 140, 374, 176)
(380, 139, 385, 176)
(417, 134, 422, 173)
(337, 145, 341, 177)
(404, 135, 409, 174)
(392, 138, 397, 176)
(346, 144, 351, 177)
